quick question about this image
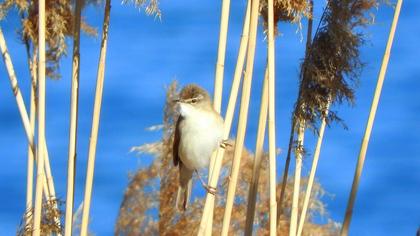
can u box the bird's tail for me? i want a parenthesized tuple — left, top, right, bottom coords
(176, 163, 193, 211)
(176, 178, 192, 211)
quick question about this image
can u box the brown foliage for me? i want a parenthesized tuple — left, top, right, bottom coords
(294, 0, 377, 131)
(115, 81, 339, 235)
(260, 0, 311, 34)
(0, 0, 96, 78)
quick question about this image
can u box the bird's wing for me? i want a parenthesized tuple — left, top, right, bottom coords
(173, 116, 183, 166)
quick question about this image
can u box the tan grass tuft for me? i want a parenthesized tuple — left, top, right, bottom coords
(18, 199, 64, 236)
(0, 0, 96, 79)
(260, 0, 311, 34)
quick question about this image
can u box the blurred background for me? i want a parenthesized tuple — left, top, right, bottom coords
(0, 0, 419, 235)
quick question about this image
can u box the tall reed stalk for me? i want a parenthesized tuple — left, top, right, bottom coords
(32, 0, 47, 233)
(289, 121, 305, 236)
(80, 0, 111, 235)
(212, 0, 231, 113)
(220, 0, 260, 232)
(341, 0, 402, 234)
(297, 100, 330, 236)
(266, 0, 277, 232)
(0, 26, 58, 220)
(25, 41, 37, 228)
(65, 0, 83, 235)
(23, 37, 37, 227)
(244, 66, 268, 236)
(207, 0, 232, 231)
(277, 119, 294, 219)
(198, 1, 251, 234)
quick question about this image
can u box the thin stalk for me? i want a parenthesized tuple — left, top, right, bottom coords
(0, 27, 56, 206)
(244, 66, 269, 236)
(198, 1, 251, 234)
(32, 0, 46, 233)
(23, 35, 36, 228)
(267, 0, 277, 232)
(289, 121, 305, 236)
(341, 0, 402, 234)
(220, 0, 260, 231)
(277, 120, 294, 219)
(64, 0, 83, 235)
(80, 0, 111, 235)
(212, 0, 231, 113)
(297, 101, 330, 236)
(207, 0, 233, 204)
(277, 1, 313, 220)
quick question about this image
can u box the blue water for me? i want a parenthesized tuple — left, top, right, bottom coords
(1, 1, 419, 235)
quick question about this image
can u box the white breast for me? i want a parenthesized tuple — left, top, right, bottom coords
(178, 104, 224, 170)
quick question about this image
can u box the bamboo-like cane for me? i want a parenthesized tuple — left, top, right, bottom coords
(0, 28, 53, 202)
(80, 1, 111, 235)
(207, 0, 233, 208)
(289, 121, 305, 236)
(341, 1, 402, 234)
(24, 41, 37, 228)
(202, 2, 251, 234)
(0, 27, 57, 205)
(64, 0, 83, 235)
(32, 0, 46, 233)
(1, 20, 61, 236)
(220, 0, 260, 232)
(266, 0, 277, 232)
(297, 101, 330, 236)
(244, 66, 269, 236)
(212, 0, 231, 113)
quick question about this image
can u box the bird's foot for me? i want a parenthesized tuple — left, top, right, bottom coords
(195, 169, 217, 195)
(203, 184, 217, 195)
(220, 139, 233, 149)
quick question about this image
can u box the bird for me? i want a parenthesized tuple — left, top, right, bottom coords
(172, 84, 224, 211)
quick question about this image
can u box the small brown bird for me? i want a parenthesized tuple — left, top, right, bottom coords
(173, 84, 224, 211)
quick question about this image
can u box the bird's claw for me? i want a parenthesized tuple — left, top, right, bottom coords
(204, 185, 217, 195)
(220, 139, 232, 149)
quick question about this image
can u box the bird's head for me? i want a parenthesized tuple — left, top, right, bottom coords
(174, 84, 212, 116)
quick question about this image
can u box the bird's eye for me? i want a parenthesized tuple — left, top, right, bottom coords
(191, 98, 197, 104)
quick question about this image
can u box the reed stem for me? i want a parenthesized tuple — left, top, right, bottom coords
(198, 1, 251, 234)
(244, 66, 268, 236)
(80, 0, 111, 235)
(297, 101, 330, 236)
(32, 0, 46, 233)
(0, 27, 60, 232)
(341, 0, 402, 234)
(220, 0, 260, 232)
(64, 0, 83, 235)
(23, 36, 37, 228)
(267, 0, 277, 232)
(289, 121, 305, 236)
(212, 0, 231, 113)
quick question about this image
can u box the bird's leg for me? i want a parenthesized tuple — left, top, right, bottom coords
(195, 170, 217, 195)
(220, 139, 233, 149)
